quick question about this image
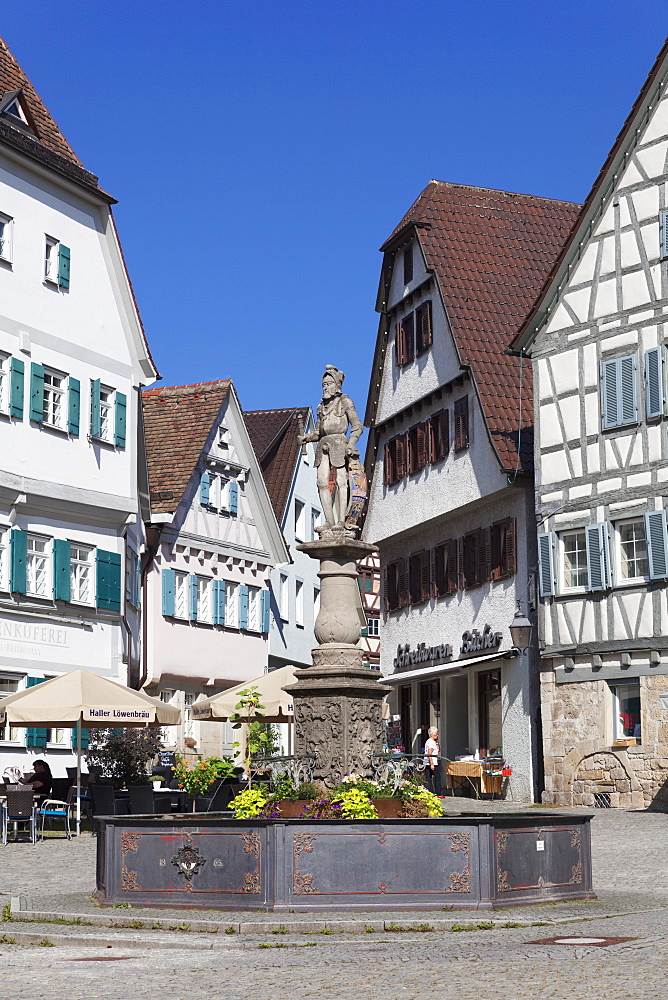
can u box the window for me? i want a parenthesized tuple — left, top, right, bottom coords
(358, 567, 374, 593)
(295, 579, 304, 627)
(99, 386, 113, 441)
(125, 548, 140, 608)
(26, 534, 50, 597)
(433, 540, 457, 597)
(313, 587, 320, 622)
(395, 313, 415, 366)
(184, 693, 197, 740)
(601, 355, 637, 429)
(279, 573, 289, 621)
(462, 530, 488, 589)
(366, 616, 380, 638)
(225, 581, 239, 628)
(407, 422, 428, 475)
(196, 577, 212, 623)
(403, 244, 413, 285)
(44, 236, 70, 288)
(90, 381, 125, 447)
(294, 499, 306, 542)
(0, 526, 8, 591)
(0, 675, 21, 742)
(0, 353, 8, 414)
(429, 410, 449, 463)
(384, 434, 406, 485)
(616, 519, 648, 582)
(70, 545, 93, 604)
(174, 571, 188, 619)
(42, 368, 66, 428)
(561, 530, 588, 590)
(47, 728, 68, 746)
(491, 518, 516, 581)
(247, 586, 260, 631)
(385, 559, 407, 611)
(0, 212, 13, 264)
(409, 550, 430, 604)
(415, 301, 433, 355)
(160, 689, 178, 745)
(311, 508, 320, 540)
(454, 396, 469, 451)
(611, 681, 641, 741)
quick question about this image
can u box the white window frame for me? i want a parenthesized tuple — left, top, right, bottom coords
(225, 581, 239, 628)
(313, 586, 320, 622)
(294, 499, 306, 542)
(559, 529, 588, 593)
(218, 426, 230, 451)
(184, 693, 198, 741)
(295, 579, 304, 627)
(0, 525, 9, 591)
(0, 352, 9, 415)
(0, 674, 23, 743)
(69, 543, 93, 605)
(367, 616, 380, 638)
(98, 384, 114, 443)
(279, 573, 289, 621)
(44, 235, 59, 284)
(26, 534, 51, 598)
(174, 571, 188, 619)
(47, 727, 70, 748)
(247, 585, 260, 632)
(160, 689, 178, 746)
(196, 576, 212, 624)
(614, 518, 649, 585)
(0, 212, 13, 264)
(42, 367, 67, 429)
(311, 508, 320, 541)
(610, 681, 642, 742)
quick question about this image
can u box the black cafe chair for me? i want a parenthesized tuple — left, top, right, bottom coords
(128, 785, 157, 815)
(2, 790, 36, 845)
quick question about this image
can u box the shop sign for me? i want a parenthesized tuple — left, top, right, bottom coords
(460, 624, 503, 655)
(393, 642, 453, 670)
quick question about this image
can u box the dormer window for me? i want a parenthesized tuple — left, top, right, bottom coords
(0, 90, 35, 136)
(403, 245, 413, 285)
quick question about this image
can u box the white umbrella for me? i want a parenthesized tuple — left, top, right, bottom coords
(192, 665, 297, 724)
(0, 670, 181, 836)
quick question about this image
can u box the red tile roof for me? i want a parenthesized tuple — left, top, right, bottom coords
(244, 408, 310, 522)
(142, 381, 232, 513)
(372, 181, 581, 472)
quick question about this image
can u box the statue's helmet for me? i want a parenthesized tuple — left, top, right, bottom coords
(322, 365, 345, 392)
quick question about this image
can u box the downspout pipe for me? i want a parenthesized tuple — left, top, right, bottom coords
(137, 524, 163, 691)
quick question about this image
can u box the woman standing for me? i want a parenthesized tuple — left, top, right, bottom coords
(423, 727, 441, 796)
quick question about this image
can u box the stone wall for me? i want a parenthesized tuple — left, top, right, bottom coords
(541, 667, 668, 810)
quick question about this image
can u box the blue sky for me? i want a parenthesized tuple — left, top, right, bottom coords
(2, 4, 667, 418)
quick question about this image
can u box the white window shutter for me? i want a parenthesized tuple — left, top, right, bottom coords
(537, 532, 555, 597)
(645, 346, 664, 419)
(601, 358, 619, 429)
(645, 510, 668, 579)
(619, 355, 637, 424)
(586, 523, 611, 591)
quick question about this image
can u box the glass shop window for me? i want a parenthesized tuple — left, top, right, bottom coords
(611, 681, 641, 742)
(478, 669, 502, 757)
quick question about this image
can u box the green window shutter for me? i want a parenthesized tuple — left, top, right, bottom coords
(189, 575, 198, 621)
(229, 481, 238, 516)
(96, 549, 122, 612)
(67, 377, 80, 435)
(90, 379, 101, 437)
(239, 584, 248, 629)
(53, 539, 71, 601)
(213, 579, 226, 625)
(26, 677, 47, 748)
(9, 528, 27, 594)
(200, 472, 211, 505)
(114, 391, 127, 447)
(71, 726, 90, 749)
(30, 362, 44, 423)
(9, 358, 24, 418)
(57, 244, 70, 288)
(161, 568, 175, 616)
(261, 589, 271, 633)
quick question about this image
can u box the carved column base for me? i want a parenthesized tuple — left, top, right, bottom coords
(284, 656, 391, 788)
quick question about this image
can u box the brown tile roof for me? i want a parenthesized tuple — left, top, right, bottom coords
(244, 408, 310, 522)
(0, 36, 82, 166)
(142, 381, 231, 513)
(372, 181, 581, 472)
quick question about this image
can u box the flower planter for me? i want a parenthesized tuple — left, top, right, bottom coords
(371, 798, 403, 818)
(276, 799, 312, 818)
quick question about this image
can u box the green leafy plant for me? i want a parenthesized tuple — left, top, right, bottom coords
(229, 786, 269, 818)
(173, 755, 236, 799)
(398, 783, 444, 817)
(247, 721, 281, 760)
(85, 728, 163, 787)
(229, 686, 265, 786)
(331, 786, 377, 819)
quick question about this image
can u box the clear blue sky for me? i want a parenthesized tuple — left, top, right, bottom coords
(2, 4, 666, 418)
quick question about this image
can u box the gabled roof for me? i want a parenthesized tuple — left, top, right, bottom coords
(244, 407, 310, 522)
(142, 380, 232, 513)
(368, 181, 581, 472)
(513, 38, 668, 353)
(0, 36, 112, 200)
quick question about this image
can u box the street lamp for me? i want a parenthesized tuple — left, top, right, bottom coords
(509, 602, 533, 655)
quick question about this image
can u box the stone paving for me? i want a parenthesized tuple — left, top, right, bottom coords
(0, 805, 667, 998)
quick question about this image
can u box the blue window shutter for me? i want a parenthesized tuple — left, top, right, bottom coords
(9, 528, 27, 594)
(90, 379, 101, 437)
(67, 377, 80, 435)
(114, 391, 127, 447)
(661, 210, 668, 260)
(9, 358, 24, 418)
(30, 362, 44, 423)
(57, 244, 70, 288)
(189, 574, 198, 621)
(161, 568, 176, 616)
(71, 726, 90, 750)
(537, 532, 555, 597)
(96, 550, 121, 611)
(586, 523, 611, 592)
(239, 584, 248, 629)
(601, 358, 619, 429)
(53, 539, 71, 601)
(261, 589, 271, 632)
(645, 511, 668, 579)
(213, 579, 226, 625)
(619, 355, 637, 425)
(26, 677, 47, 748)
(645, 347, 664, 420)
(229, 481, 238, 516)
(200, 471, 211, 505)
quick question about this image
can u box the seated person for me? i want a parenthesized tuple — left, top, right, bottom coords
(22, 759, 53, 796)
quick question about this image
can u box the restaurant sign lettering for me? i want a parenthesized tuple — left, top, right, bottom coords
(460, 624, 503, 655)
(393, 642, 453, 670)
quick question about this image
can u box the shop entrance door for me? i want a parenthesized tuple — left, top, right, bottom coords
(478, 669, 502, 757)
(399, 685, 412, 755)
(445, 673, 469, 759)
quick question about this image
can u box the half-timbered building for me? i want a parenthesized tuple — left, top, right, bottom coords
(514, 40, 668, 810)
(363, 182, 580, 801)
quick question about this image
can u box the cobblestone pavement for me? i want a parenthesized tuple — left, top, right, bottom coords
(0, 807, 667, 999)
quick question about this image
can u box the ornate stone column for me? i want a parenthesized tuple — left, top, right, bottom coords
(283, 531, 391, 787)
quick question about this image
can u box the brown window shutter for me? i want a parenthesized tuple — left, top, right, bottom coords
(506, 518, 517, 577)
(383, 566, 390, 611)
(416, 300, 433, 354)
(395, 321, 405, 367)
(384, 442, 391, 486)
(403, 245, 413, 285)
(420, 550, 431, 601)
(426, 417, 435, 464)
(404, 313, 415, 364)
(478, 528, 491, 585)
(409, 553, 421, 604)
(423, 300, 432, 348)
(398, 559, 409, 607)
(416, 422, 427, 469)
(407, 426, 417, 475)
(431, 409, 449, 461)
(447, 540, 459, 594)
(433, 545, 444, 596)
(396, 434, 406, 479)
(490, 522, 501, 581)
(454, 396, 469, 451)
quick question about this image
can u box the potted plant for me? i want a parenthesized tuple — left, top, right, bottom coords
(85, 728, 164, 789)
(173, 755, 236, 811)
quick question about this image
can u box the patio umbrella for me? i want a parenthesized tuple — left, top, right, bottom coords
(0, 669, 181, 836)
(191, 665, 298, 724)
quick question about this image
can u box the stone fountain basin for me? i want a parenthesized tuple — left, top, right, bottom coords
(96, 811, 594, 911)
